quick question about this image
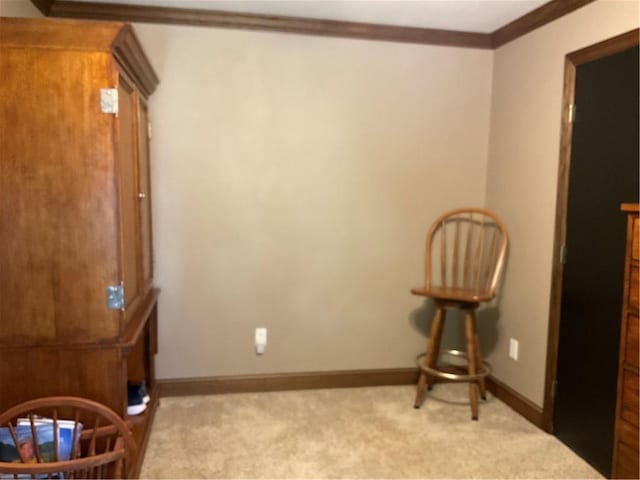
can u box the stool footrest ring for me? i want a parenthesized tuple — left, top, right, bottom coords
(416, 349, 492, 382)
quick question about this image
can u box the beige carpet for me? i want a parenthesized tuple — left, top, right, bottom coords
(140, 384, 602, 479)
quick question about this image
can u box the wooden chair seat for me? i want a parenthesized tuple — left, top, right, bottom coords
(411, 208, 508, 420)
(410, 286, 493, 303)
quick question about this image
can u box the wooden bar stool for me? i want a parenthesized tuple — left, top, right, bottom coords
(411, 208, 508, 420)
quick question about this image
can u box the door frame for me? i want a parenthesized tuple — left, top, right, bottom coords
(542, 28, 640, 433)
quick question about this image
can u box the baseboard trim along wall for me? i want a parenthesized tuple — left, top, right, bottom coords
(158, 368, 543, 428)
(485, 375, 544, 428)
(158, 368, 420, 397)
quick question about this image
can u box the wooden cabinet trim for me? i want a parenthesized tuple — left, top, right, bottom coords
(0, 17, 158, 96)
(121, 289, 160, 349)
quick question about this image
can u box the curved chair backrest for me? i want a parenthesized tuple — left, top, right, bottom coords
(0, 396, 136, 479)
(423, 208, 508, 300)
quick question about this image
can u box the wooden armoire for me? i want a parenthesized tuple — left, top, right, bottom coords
(0, 17, 159, 477)
(612, 204, 639, 479)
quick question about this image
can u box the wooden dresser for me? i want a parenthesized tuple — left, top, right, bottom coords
(0, 17, 159, 477)
(612, 204, 639, 479)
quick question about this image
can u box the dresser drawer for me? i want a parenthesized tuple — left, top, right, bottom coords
(622, 369, 639, 427)
(618, 418, 639, 452)
(632, 216, 639, 261)
(615, 440, 640, 479)
(625, 315, 639, 369)
(630, 267, 639, 312)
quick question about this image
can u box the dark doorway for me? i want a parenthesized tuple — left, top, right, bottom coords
(553, 45, 639, 476)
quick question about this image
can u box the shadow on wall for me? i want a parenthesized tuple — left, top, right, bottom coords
(408, 298, 500, 359)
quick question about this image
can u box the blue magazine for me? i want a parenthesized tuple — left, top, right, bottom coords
(0, 420, 81, 480)
(16, 418, 82, 462)
(0, 424, 59, 479)
(0, 424, 56, 463)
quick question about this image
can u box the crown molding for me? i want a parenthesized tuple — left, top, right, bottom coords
(34, 0, 596, 49)
(491, 0, 595, 48)
(45, 0, 493, 49)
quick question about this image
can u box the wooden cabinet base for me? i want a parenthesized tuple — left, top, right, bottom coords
(128, 393, 159, 478)
(0, 297, 159, 478)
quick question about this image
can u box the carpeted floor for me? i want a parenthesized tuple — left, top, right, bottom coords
(140, 384, 602, 479)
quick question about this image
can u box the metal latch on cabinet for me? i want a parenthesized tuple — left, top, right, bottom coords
(100, 88, 119, 117)
(106, 282, 125, 311)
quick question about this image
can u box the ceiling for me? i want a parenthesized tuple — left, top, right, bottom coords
(65, 0, 549, 33)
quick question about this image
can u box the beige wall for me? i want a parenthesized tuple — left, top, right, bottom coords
(6, 0, 637, 407)
(0, 0, 42, 17)
(133, 23, 494, 379)
(485, 0, 639, 406)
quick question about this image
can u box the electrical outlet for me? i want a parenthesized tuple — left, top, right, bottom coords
(509, 338, 519, 361)
(255, 328, 267, 344)
(255, 327, 267, 355)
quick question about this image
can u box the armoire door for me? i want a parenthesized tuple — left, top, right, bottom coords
(116, 72, 143, 321)
(137, 98, 154, 292)
(0, 43, 121, 343)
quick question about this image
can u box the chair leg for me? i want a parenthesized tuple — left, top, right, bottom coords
(471, 315, 487, 401)
(414, 308, 445, 408)
(464, 310, 479, 420)
(426, 309, 445, 392)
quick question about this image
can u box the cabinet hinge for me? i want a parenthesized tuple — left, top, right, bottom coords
(568, 103, 576, 123)
(100, 88, 119, 116)
(551, 379, 558, 399)
(560, 245, 568, 264)
(106, 282, 125, 311)
(148, 120, 152, 140)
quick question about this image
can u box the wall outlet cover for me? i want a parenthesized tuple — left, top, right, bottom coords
(255, 327, 267, 345)
(509, 338, 519, 361)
